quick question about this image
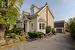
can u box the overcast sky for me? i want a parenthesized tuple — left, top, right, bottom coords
(21, 0, 75, 21)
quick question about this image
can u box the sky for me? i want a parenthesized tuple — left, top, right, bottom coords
(21, 0, 75, 21)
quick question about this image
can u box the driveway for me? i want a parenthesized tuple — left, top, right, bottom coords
(1, 33, 75, 50)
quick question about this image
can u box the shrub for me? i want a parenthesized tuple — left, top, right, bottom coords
(6, 28, 22, 38)
(68, 18, 75, 39)
(11, 28, 22, 35)
(5, 25, 26, 43)
(36, 32, 44, 38)
(28, 32, 37, 39)
(52, 28, 55, 35)
(46, 26, 51, 34)
(28, 32, 44, 39)
(9, 33, 16, 39)
(5, 25, 22, 36)
(69, 22, 75, 39)
(19, 33, 26, 41)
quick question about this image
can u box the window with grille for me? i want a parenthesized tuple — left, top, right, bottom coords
(39, 23, 45, 30)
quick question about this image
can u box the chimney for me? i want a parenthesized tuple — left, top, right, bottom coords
(45, 2, 48, 5)
(30, 4, 34, 14)
(45, 2, 48, 26)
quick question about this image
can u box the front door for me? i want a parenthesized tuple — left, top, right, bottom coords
(24, 21, 27, 32)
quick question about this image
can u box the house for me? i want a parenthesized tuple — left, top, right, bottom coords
(17, 2, 54, 34)
(54, 20, 68, 33)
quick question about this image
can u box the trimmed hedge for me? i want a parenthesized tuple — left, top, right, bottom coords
(28, 32, 43, 39)
(28, 32, 37, 39)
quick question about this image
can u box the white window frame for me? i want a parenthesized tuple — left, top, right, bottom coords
(39, 23, 45, 30)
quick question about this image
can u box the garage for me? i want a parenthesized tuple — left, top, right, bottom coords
(56, 29, 62, 33)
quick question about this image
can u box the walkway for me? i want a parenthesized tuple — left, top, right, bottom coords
(0, 33, 75, 50)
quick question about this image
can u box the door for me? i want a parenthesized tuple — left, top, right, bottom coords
(24, 21, 27, 32)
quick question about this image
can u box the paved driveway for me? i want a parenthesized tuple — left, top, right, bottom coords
(1, 33, 75, 50)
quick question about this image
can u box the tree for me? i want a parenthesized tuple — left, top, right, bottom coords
(0, 0, 23, 35)
(68, 18, 75, 39)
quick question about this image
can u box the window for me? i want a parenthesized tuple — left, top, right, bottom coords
(42, 24, 45, 29)
(31, 23, 33, 29)
(39, 23, 42, 29)
(39, 23, 45, 29)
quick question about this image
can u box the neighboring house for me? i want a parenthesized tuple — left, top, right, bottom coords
(17, 2, 54, 34)
(54, 20, 68, 33)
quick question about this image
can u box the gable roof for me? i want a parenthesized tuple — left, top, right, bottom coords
(23, 2, 54, 20)
(31, 4, 40, 10)
(36, 2, 54, 19)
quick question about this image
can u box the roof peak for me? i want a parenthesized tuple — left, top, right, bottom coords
(31, 4, 40, 9)
(45, 2, 48, 5)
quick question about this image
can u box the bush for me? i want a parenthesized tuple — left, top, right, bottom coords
(52, 28, 55, 35)
(69, 22, 75, 39)
(46, 26, 51, 34)
(36, 32, 44, 38)
(68, 18, 75, 39)
(19, 33, 26, 41)
(5, 25, 22, 36)
(28, 32, 44, 39)
(5, 25, 26, 43)
(6, 27, 22, 39)
(28, 32, 37, 39)
(9, 33, 16, 39)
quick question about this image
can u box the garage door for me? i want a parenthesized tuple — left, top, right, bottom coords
(56, 29, 62, 33)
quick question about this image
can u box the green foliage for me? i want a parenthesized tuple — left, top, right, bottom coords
(28, 32, 44, 39)
(52, 28, 55, 35)
(6, 32, 26, 44)
(0, 0, 26, 43)
(9, 33, 16, 39)
(6, 25, 22, 35)
(0, 0, 2, 8)
(8, 0, 23, 7)
(0, 15, 6, 24)
(0, 0, 23, 36)
(19, 33, 26, 41)
(0, 7, 18, 26)
(46, 26, 51, 33)
(68, 18, 75, 39)
(28, 32, 37, 39)
(36, 32, 43, 38)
